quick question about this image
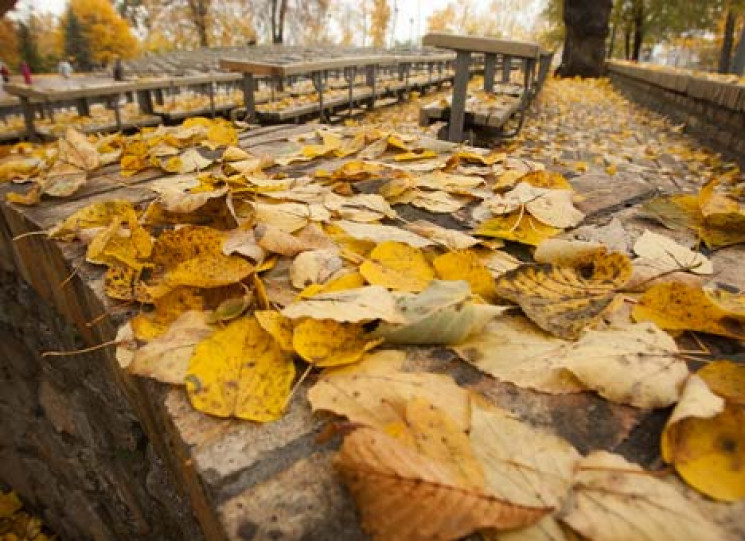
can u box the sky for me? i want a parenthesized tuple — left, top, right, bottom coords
(20, 0, 544, 45)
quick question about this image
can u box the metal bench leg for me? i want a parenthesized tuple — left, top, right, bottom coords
(448, 51, 471, 143)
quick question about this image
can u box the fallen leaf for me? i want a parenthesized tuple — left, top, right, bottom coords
(254, 310, 294, 352)
(308, 349, 471, 432)
(632, 282, 745, 340)
(405, 220, 482, 251)
(533, 239, 606, 266)
(185, 316, 295, 421)
(359, 241, 435, 292)
(494, 252, 632, 339)
(633, 230, 713, 275)
(470, 405, 580, 508)
(433, 250, 499, 302)
(282, 286, 406, 323)
(562, 321, 687, 408)
(57, 127, 100, 171)
(561, 451, 725, 541)
(476, 213, 561, 246)
(49, 200, 136, 241)
(292, 318, 382, 367)
(402, 398, 485, 490)
(289, 249, 343, 289)
(335, 427, 550, 541)
(129, 310, 214, 384)
(373, 280, 508, 345)
(662, 369, 745, 501)
(41, 162, 87, 197)
(696, 359, 745, 404)
(333, 220, 433, 248)
(452, 314, 584, 394)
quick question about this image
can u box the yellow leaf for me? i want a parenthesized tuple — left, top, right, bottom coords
(0, 490, 23, 519)
(632, 282, 745, 340)
(405, 219, 482, 251)
(302, 131, 342, 158)
(563, 451, 726, 540)
(104, 265, 142, 301)
(454, 149, 505, 166)
(149, 226, 254, 290)
(433, 250, 498, 302)
(298, 271, 366, 298)
(57, 127, 100, 171)
(6, 183, 41, 205)
(205, 121, 238, 149)
(185, 316, 295, 422)
(129, 310, 214, 385)
(476, 212, 561, 246)
(165, 254, 253, 288)
(371, 280, 509, 345)
(292, 318, 382, 367)
(308, 349, 471, 432)
(661, 373, 745, 502)
(334, 428, 550, 541)
(284, 285, 406, 323)
(130, 287, 205, 340)
(49, 200, 136, 241)
(698, 178, 739, 217)
(697, 360, 745, 404)
(393, 150, 438, 161)
(221, 145, 251, 162)
(403, 398, 485, 490)
(255, 310, 294, 352)
(359, 241, 435, 292)
(86, 214, 152, 270)
(494, 252, 632, 339)
(517, 170, 572, 191)
(699, 211, 745, 249)
(641, 194, 703, 231)
(470, 404, 580, 508)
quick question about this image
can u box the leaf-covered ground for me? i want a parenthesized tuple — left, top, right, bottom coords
(1, 76, 744, 540)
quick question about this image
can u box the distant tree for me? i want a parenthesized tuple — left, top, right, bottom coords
(63, 8, 93, 69)
(0, 18, 20, 71)
(270, 0, 287, 43)
(17, 21, 43, 71)
(63, 0, 139, 68)
(557, 0, 612, 77)
(186, 0, 209, 47)
(370, 0, 390, 47)
(733, 24, 745, 73)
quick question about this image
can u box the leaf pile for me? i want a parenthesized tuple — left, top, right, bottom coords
(15, 105, 745, 539)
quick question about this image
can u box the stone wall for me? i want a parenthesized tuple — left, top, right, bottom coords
(0, 227, 202, 539)
(608, 61, 745, 164)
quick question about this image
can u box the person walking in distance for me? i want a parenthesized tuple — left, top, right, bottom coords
(20, 62, 32, 85)
(113, 57, 124, 82)
(58, 59, 73, 87)
(0, 61, 9, 83)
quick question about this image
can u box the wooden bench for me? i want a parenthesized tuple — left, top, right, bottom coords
(421, 33, 552, 142)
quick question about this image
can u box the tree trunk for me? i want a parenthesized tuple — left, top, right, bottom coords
(623, 26, 630, 59)
(608, 22, 616, 58)
(271, 0, 287, 44)
(187, 0, 209, 48)
(0, 0, 16, 17)
(733, 22, 745, 75)
(631, 0, 643, 61)
(718, 10, 735, 73)
(557, 0, 613, 77)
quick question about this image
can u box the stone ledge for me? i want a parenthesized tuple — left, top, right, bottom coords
(608, 63, 745, 166)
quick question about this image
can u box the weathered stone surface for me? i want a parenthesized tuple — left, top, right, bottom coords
(0, 265, 202, 540)
(219, 452, 366, 541)
(571, 172, 657, 219)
